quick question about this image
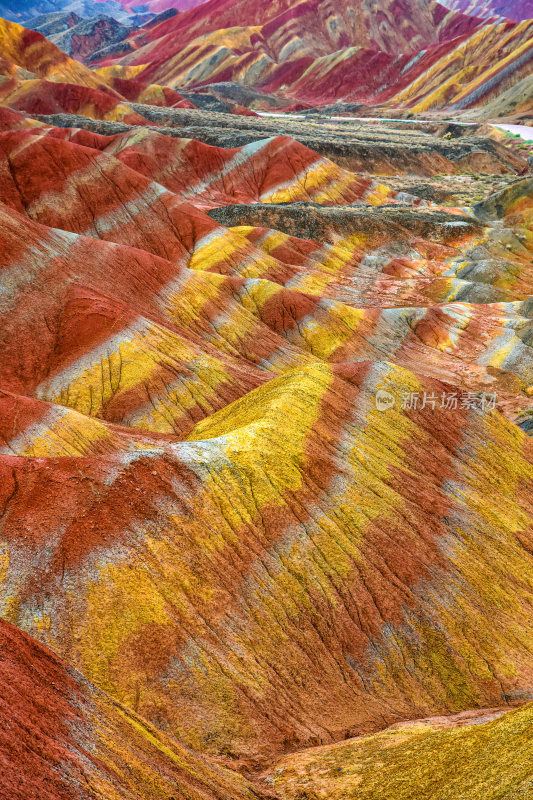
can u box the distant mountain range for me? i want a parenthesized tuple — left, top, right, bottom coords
(439, 0, 533, 21)
(45, 0, 526, 120)
(0, 0, 206, 23)
(4, 0, 533, 24)
(0, 0, 531, 119)
(0, 1, 131, 23)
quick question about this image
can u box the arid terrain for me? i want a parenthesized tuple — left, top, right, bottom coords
(0, 2, 531, 799)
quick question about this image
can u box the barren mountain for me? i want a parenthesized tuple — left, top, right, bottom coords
(440, 0, 533, 21)
(70, 0, 532, 120)
(0, 8, 531, 800)
(0, 616, 267, 800)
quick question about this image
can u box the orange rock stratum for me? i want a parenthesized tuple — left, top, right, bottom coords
(0, 6, 531, 800)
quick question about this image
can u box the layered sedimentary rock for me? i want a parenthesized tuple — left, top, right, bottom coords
(0, 16, 261, 120)
(116, 0, 481, 63)
(0, 2, 132, 24)
(0, 16, 118, 90)
(266, 704, 533, 799)
(2, 328, 533, 760)
(27, 106, 529, 175)
(20, 125, 424, 206)
(78, 0, 533, 119)
(0, 77, 150, 122)
(29, 12, 133, 61)
(440, 0, 533, 22)
(95, 73, 197, 106)
(1, 109, 533, 770)
(0, 9, 532, 796)
(1, 7, 532, 119)
(0, 616, 266, 800)
(1, 3, 532, 119)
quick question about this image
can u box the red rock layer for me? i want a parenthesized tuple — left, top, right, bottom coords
(0, 617, 264, 800)
(0, 78, 150, 124)
(0, 101, 532, 778)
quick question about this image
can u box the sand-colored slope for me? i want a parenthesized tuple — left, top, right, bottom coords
(266, 703, 533, 799)
(0, 77, 149, 123)
(0, 16, 118, 91)
(440, 0, 533, 22)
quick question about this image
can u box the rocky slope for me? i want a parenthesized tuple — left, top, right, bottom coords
(265, 704, 533, 799)
(0, 15, 119, 89)
(78, 0, 533, 119)
(0, 616, 267, 800)
(26, 106, 530, 173)
(0, 17, 262, 120)
(3, 4, 532, 119)
(0, 107, 533, 766)
(0, 0, 205, 24)
(28, 11, 133, 61)
(440, 0, 533, 22)
(0, 0, 132, 25)
(117, 0, 482, 60)
(0, 9, 531, 799)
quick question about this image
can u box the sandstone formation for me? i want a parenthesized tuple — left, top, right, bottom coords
(0, 617, 267, 800)
(76, 0, 533, 120)
(440, 0, 533, 22)
(266, 704, 533, 798)
(0, 7, 531, 800)
(1, 108, 533, 763)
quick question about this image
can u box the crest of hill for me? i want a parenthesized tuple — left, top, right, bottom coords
(92, 0, 530, 117)
(0, 108, 532, 769)
(0, 0, 208, 22)
(116, 0, 207, 9)
(0, 356, 532, 759)
(92, 0, 208, 11)
(2, 5, 527, 118)
(0, 76, 150, 122)
(123, 0, 484, 60)
(267, 703, 533, 799)
(0, 15, 120, 92)
(30, 12, 133, 62)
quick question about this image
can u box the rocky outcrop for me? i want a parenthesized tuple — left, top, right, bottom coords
(0, 112, 533, 764)
(82, 0, 533, 119)
(40, 14, 132, 61)
(439, 0, 533, 21)
(0, 78, 150, 122)
(0, 1, 132, 24)
(30, 108, 530, 175)
(0, 15, 122, 92)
